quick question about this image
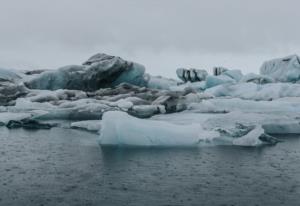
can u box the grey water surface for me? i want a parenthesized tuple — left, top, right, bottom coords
(0, 127, 299, 206)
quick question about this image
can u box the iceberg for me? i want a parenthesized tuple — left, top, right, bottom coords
(146, 74, 178, 90)
(99, 111, 219, 147)
(25, 53, 146, 91)
(71, 120, 102, 132)
(1, 52, 300, 147)
(0, 68, 22, 82)
(260, 54, 300, 82)
(0, 81, 28, 106)
(0, 112, 33, 125)
(99, 111, 278, 147)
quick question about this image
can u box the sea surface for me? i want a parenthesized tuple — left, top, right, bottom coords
(0, 127, 299, 206)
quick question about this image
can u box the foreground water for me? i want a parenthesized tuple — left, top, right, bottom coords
(0, 128, 299, 206)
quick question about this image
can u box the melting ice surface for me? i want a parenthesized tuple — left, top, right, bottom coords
(99, 111, 219, 147)
(99, 97, 300, 147)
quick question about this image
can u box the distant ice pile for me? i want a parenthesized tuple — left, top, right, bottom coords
(1, 53, 300, 147)
(260, 54, 300, 83)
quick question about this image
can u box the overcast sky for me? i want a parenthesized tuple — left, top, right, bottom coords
(0, 0, 299, 77)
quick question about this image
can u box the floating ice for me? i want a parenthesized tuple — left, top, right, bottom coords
(146, 75, 178, 90)
(205, 82, 300, 100)
(205, 75, 236, 89)
(240, 73, 274, 84)
(0, 68, 22, 82)
(99, 111, 278, 147)
(99, 111, 219, 147)
(0, 112, 33, 125)
(25, 53, 146, 91)
(71, 120, 102, 132)
(260, 54, 300, 82)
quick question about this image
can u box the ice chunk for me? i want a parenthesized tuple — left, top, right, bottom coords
(146, 75, 178, 90)
(110, 99, 133, 111)
(0, 81, 28, 106)
(205, 82, 300, 100)
(99, 111, 275, 147)
(240, 73, 274, 84)
(99, 111, 219, 147)
(187, 101, 228, 113)
(129, 105, 165, 118)
(27, 89, 87, 102)
(0, 112, 33, 125)
(205, 75, 236, 88)
(0, 68, 22, 82)
(170, 81, 206, 92)
(260, 54, 300, 82)
(25, 53, 146, 91)
(232, 126, 264, 146)
(222, 70, 243, 81)
(71, 120, 102, 132)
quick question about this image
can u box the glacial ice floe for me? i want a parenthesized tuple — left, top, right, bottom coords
(25, 53, 147, 91)
(1, 53, 300, 147)
(71, 120, 102, 132)
(99, 111, 220, 147)
(260, 54, 300, 83)
(99, 111, 281, 147)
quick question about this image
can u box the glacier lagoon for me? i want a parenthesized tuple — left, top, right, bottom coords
(0, 127, 299, 206)
(1, 53, 300, 205)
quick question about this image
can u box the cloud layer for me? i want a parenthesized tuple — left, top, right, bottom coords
(0, 0, 299, 77)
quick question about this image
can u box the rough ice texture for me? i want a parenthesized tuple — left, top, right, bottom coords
(3, 52, 300, 147)
(260, 54, 300, 82)
(154, 97, 300, 135)
(25, 53, 146, 91)
(0, 68, 22, 82)
(205, 75, 236, 88)
(240, 73, 274, 84)
(99, 110, 281, 147)
(146, 75, 178, 90)
(0, 113, 33, 125)
(99, 111, 219, 147)
(205, 82, 300, 100)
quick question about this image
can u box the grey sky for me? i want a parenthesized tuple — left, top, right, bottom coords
(0, 0, 299, 77)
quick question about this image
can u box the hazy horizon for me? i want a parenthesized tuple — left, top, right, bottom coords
(0, 0, 299, 78)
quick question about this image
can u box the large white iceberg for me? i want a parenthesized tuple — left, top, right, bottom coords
(260, 54, 300, 82)
(99, 111, 219, 147)
(99, 111, 277, 147)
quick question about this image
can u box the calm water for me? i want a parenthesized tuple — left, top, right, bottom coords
(0, 127, 299, 206)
